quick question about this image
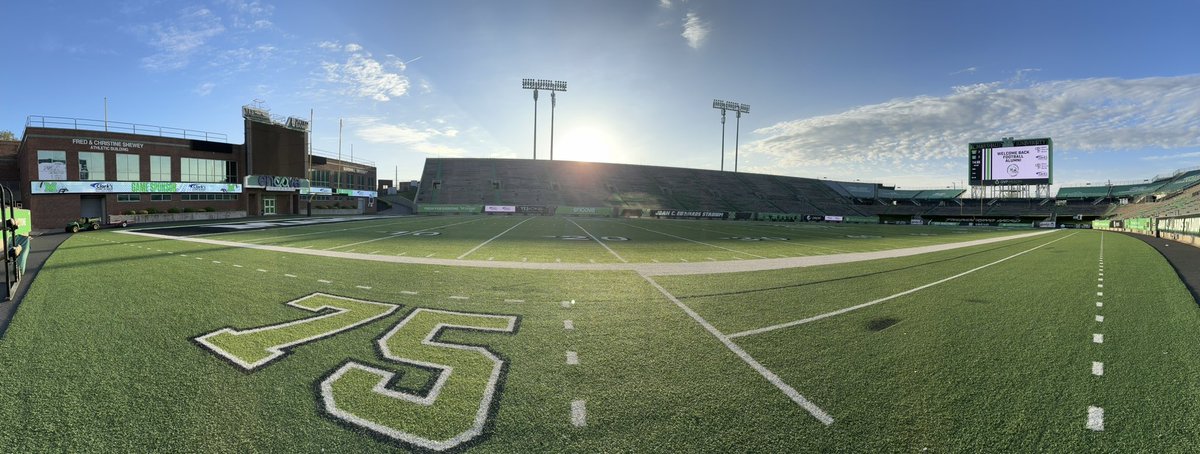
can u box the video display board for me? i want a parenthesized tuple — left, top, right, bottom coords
(968, 138, 1052, 185)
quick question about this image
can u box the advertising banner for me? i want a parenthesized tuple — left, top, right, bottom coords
(516, 205, 549, 215)
(418, 204, 482, 214)
(336, 189, 378, 198)
(558, 206, 612, 217)
(31, 181, 242, 194)
(824, 215, 844, 222)
(302, 186, 334, 195)
(484, 205, 517, 213)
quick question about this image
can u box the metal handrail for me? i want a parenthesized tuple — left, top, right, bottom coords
(26, 115, 229, 143)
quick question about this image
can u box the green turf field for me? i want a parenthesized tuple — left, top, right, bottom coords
(0, 219, 1197, 452)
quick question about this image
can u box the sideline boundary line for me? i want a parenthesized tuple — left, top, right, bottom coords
(642, 273, 834, 425)
(728, 232, 1078, 339)
(457, 217, 535, 259)
(617, 222, 767, 259)
(325, 217, 486, 250)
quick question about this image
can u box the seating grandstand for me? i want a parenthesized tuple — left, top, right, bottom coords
(414, 158, 1200, 225)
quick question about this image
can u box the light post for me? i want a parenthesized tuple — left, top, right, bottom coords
(713, 99, 749, 171)
(522, 79, 567, 160)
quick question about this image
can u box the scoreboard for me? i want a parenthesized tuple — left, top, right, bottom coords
(968, 137, 1052, 185)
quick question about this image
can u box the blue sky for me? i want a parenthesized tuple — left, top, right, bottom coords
(3, 0, 1200, 189)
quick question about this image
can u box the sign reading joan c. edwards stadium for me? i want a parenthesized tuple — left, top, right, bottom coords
(651, 209, 729, 219)
(31, 181, 241, 194)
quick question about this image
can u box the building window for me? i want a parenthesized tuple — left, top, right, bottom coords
(150, 156, 171, 181)
(116, 154, 140, 181)
(181, 158, 237, 183)
(151, 194, 171, 201)
(117, 194, 141, 202)
(78, 152, 106, 181)
(181, 193, 238, 201)
(37, 150, 68, 180)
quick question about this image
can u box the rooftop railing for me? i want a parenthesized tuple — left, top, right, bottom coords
(26, 115, 228, 142)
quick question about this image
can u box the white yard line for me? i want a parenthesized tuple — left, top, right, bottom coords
(566, 218, 628, 263)
(457, 217, 535, 259)
(619, 222, 766, 259)
(325, 217, 486, 251)
(1092, 361, 1104, 376)
(1087, 406, 1104, 431)
(728, 232, 1078, 339)
(571, 400, 587, 427)
(642, 274, 834, 425)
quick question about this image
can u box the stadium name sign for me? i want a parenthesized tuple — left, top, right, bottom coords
(651, 210, 729, 219)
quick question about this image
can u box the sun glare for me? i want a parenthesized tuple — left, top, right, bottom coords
(556, 126, 618, 163)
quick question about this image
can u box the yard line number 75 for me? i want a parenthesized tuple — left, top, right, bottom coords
(193, 293, 518, 451)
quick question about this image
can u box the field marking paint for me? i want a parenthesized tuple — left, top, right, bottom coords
(729, 233, 1078, 338)
(284, 274, 297, 278)
(503, 299, 524, 303)
(399, 252, 408, 256)
(212, 260, 222, 264)
(318, 279, 333, 284)
(457, 216, 535, 259)
(1087, 406, 1104, 431)
(488, 257, 494, 261)
(565, 218, 628, 263)
(641, 274, 834, 425)
(356, 285, 372, 290)
(1097, 292, 1103, 296)
(564, 320, 574, 330)
(618, 222, 766, 259)
(1093, 333, 1104, 344)
(449, 295, 469, 300)
(571, 400, 587, 427)
(326, 217, 486, 251)
(1096, 302, 1103, 307)
(1096, 315, 1104, 322)
(369, 250, 381, 254)
(401, 290, 419, 295)
(566, 351, 579, 365)
(425, 254, 436, 258)
(1098, 278, 1103, 281)
(560, 300, 572, 308)
(1092, 361, 1104, 376)
(257, 269, 268, 272)
(1097, 284, 1103, 288)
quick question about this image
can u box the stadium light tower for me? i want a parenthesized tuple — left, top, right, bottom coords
(522, 79, 568, 160)
(713, 100, 749, 171)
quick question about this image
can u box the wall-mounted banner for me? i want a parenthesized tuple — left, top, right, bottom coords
(245, 175, 308, 191)
(651, 210, 729, 219)
(558, 206, 611, 216)
(336, 189, 378, 198)
(418, 204, 482, 214)
(302, 186, 334, 195)
(484, 205, 516, 213)
(31, 181, 242, 194)
(823, 215, 844, 222)
(516, 205, 548, 215)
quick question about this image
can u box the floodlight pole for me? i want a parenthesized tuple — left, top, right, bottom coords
(719, 109, 726, 171)
(523, 79, 568, 160)
(532, 89, 539, 159)
(734, 110, 741, 173)
(550, 91, 556, 160)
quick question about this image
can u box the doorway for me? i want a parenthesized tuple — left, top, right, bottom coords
(81, 196, 105, 219)
(263, 197, 276, 215)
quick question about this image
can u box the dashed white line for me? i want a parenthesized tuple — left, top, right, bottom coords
(233, 264, 243, 268)
(504, 299, 525, 303)
(1096, 292, 1103, 296)
(1095, 315, 1104, 322)
(449, 295, 469, 300)
(257, 269, 268, 272)
(564, 320, 574, 330)
(401, 290, 418, 295)
(284, 274, 297, 278)
(1096, 302, 1103, 307)
(318, 279, 332, 284)
(571, 400, 587, 427)
(1092, 361, 1104, 376)
(1087, 406, 1104, 431)
(356, 285, 372, 290)
(566, 351, 579, 365)
(212, 261, 222, 264)
(1093, 333, 1104, 344)
(1097, 284, 1103, 288)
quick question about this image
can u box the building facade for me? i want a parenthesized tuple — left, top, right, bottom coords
(11, 110, 377, 229)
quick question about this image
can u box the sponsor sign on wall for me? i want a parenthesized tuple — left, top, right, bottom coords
(418, 204, 482, 213)
(303, 186, 334, 195)
(484, 205, 517, 213)
(336, 189, 379, 198)
(516, 205, 548, 215)
(824, 215, 844, 222)
(31, 181, 242, 194)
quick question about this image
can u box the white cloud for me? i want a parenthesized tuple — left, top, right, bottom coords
(950, 66, 977, 75)
(351, 118, 468, 157)
(749, 75, 1200, 175)
(194, 82, 215, 96)
(321, 43, 410, 101)
(1141, 151, 1200, 161)
(681, 11, 709, 49)
(140, 7, 226, 71)
(659, 0, 673, 8)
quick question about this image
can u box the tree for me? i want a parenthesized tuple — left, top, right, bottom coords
(0, 130, 15, 141)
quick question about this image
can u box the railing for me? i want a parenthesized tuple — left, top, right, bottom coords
(26, 115, 228, 142)
(311, 148, 376, 166)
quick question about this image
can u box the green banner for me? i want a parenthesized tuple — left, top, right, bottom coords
(1124, 217, 1153, 232)
(418, 204, 482, 214)
(1092, 220, 1111, 229)
(557, 206, 611, 217)
(843, 215, 880, 224)
(755, 213, 803, 222)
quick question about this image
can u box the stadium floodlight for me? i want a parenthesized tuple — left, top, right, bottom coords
(522, 79, 568, 160)
(712, 99, 749, 171)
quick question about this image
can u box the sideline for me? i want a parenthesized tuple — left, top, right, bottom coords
(1114, 231, 1200, 304)
(117, 229, 1059, 276)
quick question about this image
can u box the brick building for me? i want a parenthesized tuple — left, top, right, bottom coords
(9, 108, 377, 230)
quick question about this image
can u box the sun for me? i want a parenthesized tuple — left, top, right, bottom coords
(555, 125, 618, 163)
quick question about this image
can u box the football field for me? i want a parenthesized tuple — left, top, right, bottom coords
(0, 216, 1197, 452)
